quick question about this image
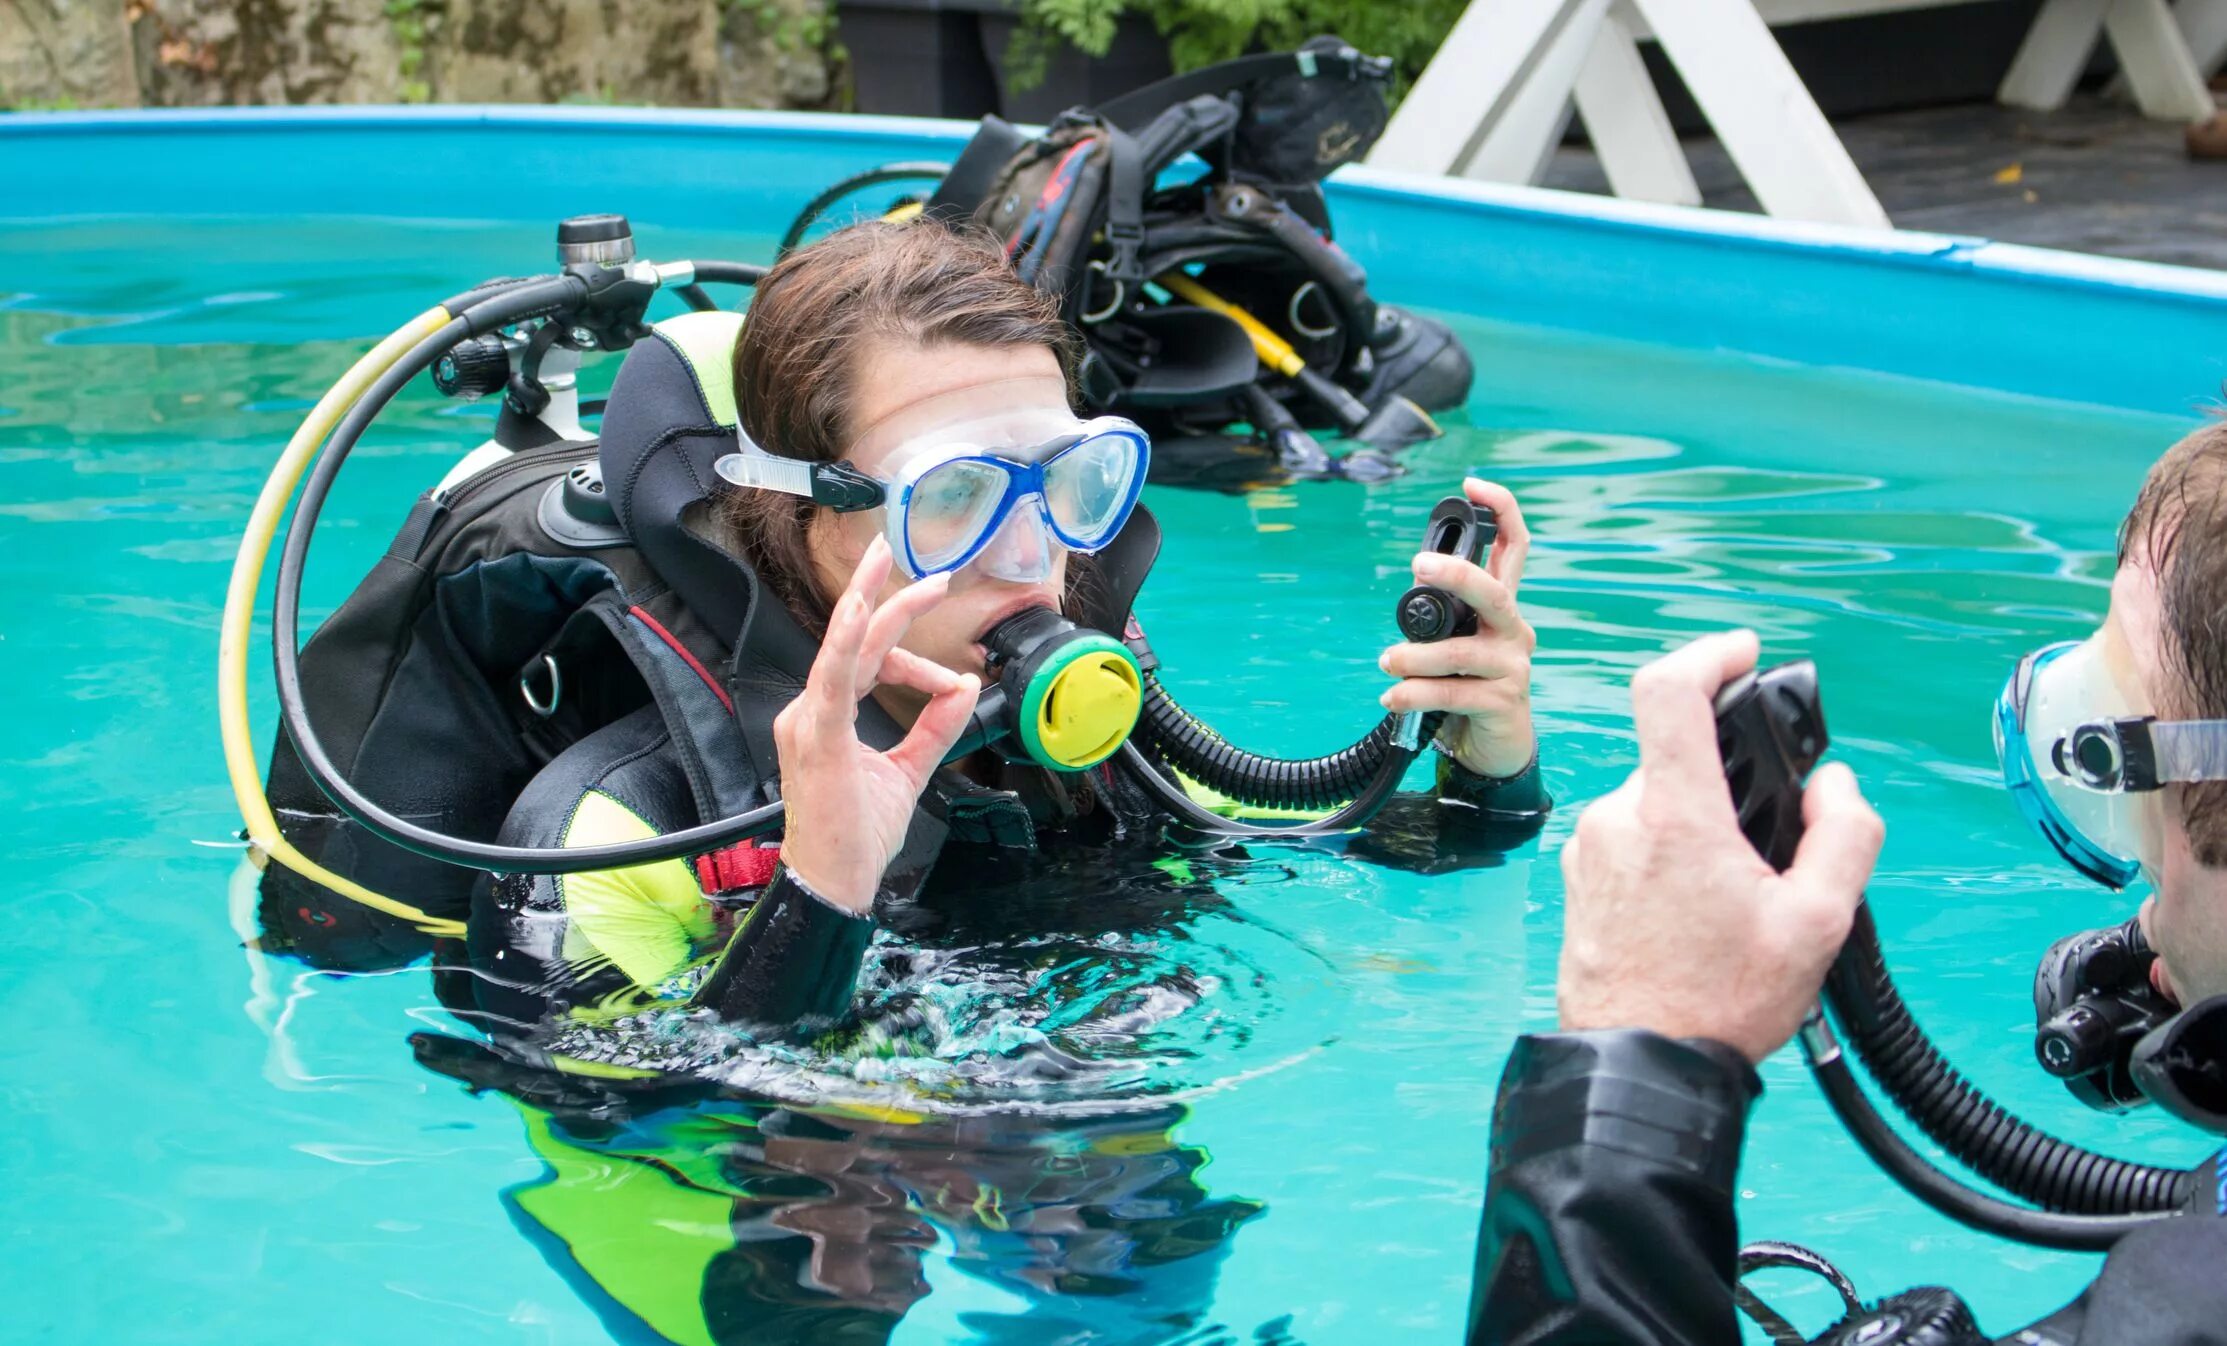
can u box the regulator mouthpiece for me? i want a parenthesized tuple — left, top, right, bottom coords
(2130, 993, 2227, 1134)
(974, 608, 1143, 772)
(2032, 917, 2170, 1112)
(1713, 660, 1827, 871)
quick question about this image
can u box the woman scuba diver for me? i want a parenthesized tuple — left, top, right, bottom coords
(454, 220, 1548, 1040)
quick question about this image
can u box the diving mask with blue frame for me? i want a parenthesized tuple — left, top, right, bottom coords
(1994, 634, 2227, 888)
(713, 407, 1150, 583)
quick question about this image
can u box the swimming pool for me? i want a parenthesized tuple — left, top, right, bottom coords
(8, 110, 2227, 1344)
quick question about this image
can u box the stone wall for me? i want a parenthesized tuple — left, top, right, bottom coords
(0, 0, 840, 111)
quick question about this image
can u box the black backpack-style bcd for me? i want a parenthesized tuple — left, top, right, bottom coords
(258, 311, 788, 970)
(256, 305, 1173, 972)
(780, 37, 1474, 485)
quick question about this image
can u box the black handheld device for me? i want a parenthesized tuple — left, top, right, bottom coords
(1711, 660, 1828, 868)
(1393, 496, 1497, 642)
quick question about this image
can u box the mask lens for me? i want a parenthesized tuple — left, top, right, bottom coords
(1996, 641, 2145, 888)
(1042, 430, 1142, 548)
(903, 458, 1010, 573)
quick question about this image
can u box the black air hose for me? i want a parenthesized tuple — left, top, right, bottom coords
(1134, 671, 1408, 811)
(1825, 907, 2194, 1216)
(778, 164, 952, 257)
(687, 260, 769, 288)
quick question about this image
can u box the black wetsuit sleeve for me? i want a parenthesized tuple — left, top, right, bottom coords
(1437, 749, 1551, 820)
(1469, 1029, 1758, 1346)
(1343, 749, 1551, 873)
(692, 864, 876, 1034)
(1471, 1031, 2227, 1346)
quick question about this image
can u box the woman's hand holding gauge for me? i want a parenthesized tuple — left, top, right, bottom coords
(1378, 477, 1540, 780)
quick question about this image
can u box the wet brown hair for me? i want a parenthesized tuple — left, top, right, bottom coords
(2118, 418, 2227, 866)
(720, 221, 1080, 631)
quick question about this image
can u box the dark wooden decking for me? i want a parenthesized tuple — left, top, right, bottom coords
(1543, 95, 2227, 272)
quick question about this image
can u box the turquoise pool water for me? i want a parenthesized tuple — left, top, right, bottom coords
(4, 213, 2216, 1344)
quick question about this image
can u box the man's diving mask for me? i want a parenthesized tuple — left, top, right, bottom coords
(1994, 637, 2227, 888)
(714, 414, 1151, 582)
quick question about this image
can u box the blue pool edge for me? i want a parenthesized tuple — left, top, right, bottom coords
(8, 105, 2225, 418)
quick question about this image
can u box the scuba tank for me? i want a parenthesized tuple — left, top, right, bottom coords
(228, 214, 1470, 972)
(779, 37, 1473, 484)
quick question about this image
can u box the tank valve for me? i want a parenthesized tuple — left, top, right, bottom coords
(557, 213, 636, 268)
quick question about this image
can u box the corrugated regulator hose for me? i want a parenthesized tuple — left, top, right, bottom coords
(1134, 670, 1409, 811)
(1825, 906, 2194, 1217)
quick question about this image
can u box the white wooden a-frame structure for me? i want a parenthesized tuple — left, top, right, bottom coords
(1370, 0, 2226, 230)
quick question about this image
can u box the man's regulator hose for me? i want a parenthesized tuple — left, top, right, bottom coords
(1813, 908, 2191, 1249)
(1721, 663, 2194, 1252)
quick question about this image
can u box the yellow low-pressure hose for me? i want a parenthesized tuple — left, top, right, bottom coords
(216, 306, 468, 937)
(1154, 271, 1306, 377)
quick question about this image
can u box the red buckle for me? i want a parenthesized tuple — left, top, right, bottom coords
(694, 842, 780, 895)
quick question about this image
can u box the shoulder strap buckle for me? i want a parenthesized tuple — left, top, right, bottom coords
(1103, 218, 1146, 284)
(1101, 122, 1148, 285)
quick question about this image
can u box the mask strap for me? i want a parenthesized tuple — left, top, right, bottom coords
(713, 427, 885, 512)
(2139, 718, 2227, 788)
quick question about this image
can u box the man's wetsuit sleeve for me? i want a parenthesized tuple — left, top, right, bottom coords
(1470, 1028, 1758, 1346)
(692, 864, 876, 1033)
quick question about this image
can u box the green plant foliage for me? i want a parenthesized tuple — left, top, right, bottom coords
(383, 0, 432, 103)
(731, 0, 837, 56)
(1, 94, 84, 113)
(1251, 0, 1469, 97)
(1011, 0, 1464, 100)
(559, 82, 628, 106)
(1020, 0, 1126, 57)
(1143, 0, 1286, 74)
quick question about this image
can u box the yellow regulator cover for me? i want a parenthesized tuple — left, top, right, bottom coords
(1022, 638, 1143, 771)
